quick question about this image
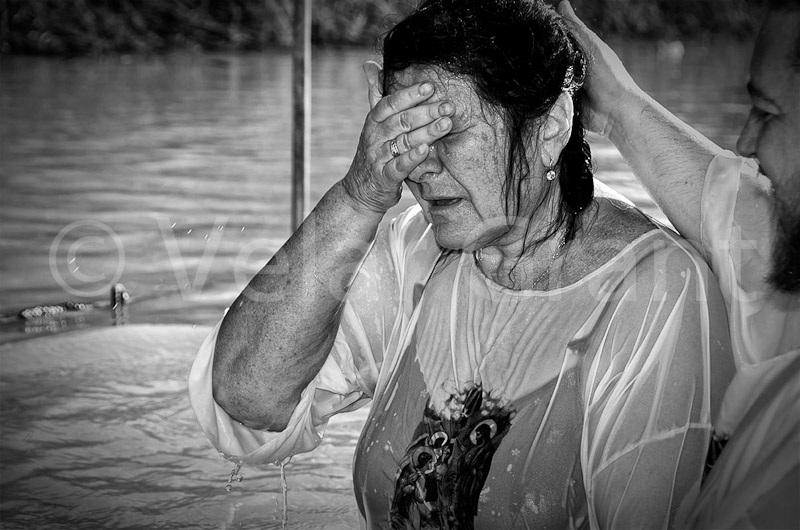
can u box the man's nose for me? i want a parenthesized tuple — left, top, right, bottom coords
(736, 110, 759, 158)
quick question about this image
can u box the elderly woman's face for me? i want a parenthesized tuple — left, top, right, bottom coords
(393, 67, 537, 251)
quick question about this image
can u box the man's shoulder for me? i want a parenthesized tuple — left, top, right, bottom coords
(702, 151, 776, 258)
(705, 151, 774, 225)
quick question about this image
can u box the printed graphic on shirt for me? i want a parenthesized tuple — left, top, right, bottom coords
(389, 383, 516, 530)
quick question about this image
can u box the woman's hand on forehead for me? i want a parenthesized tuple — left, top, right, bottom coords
(342, 73, 455, 214)
(373, 84, 455, 152)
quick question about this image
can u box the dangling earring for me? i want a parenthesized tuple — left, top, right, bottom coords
(545, 165, 556, 181)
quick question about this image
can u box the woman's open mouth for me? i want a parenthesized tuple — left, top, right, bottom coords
(429, 198, 462, 208)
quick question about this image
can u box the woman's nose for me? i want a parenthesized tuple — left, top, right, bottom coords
(407, 144, 443, 182)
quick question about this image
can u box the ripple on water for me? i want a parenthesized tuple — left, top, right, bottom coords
(0, 325, 364, 529)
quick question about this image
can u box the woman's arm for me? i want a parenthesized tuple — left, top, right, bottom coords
(558, 1, 723, 251)
(212, 69, 455, 431)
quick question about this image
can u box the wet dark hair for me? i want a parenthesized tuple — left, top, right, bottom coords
(381, 0, 594, 247)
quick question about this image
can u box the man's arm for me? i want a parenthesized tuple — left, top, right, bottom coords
(558, 0, 723, 250)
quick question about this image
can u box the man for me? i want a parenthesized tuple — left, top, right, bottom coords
(557, 0, 800, 527)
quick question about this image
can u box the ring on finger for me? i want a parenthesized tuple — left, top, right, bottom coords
(390, 139, 401, 158)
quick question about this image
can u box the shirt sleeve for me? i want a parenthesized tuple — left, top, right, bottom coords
(700, 151, 800, 366)
(581, 231, 734, 529)
(187, 206, 436, 465)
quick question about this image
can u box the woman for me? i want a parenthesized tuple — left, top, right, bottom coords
(189, 0, 734, 527)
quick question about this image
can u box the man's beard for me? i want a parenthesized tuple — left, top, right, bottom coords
(768, 196, 800, 293)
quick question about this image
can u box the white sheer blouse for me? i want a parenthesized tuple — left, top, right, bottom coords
(190, 200, 733, 529)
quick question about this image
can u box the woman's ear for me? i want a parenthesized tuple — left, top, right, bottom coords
(538, 91, 574, 165)
(363, 61, 384, 110)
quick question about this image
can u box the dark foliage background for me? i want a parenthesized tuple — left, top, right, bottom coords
(1, 0, 766, 55)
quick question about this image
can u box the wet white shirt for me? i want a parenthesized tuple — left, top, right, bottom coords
(190, 200, 733, 529)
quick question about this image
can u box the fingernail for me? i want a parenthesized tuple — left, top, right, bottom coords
(436, 117, 450, 131)
(415, 144, 428, 155)
(439, 102, 454, 115)
(419, 83, 433, 95)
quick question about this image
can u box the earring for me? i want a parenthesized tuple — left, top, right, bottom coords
(545, 166, 556, 181)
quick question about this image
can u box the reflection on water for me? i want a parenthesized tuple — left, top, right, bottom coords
(0, 41, 751, 528)
(0, 43, 751, 342)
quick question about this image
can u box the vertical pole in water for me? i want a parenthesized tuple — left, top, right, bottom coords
(291, 0, 312, 231)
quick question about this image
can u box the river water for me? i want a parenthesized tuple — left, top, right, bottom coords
(0, 41, 750, 529)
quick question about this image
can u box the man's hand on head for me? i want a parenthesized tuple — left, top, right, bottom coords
(557, 0, 643, 139)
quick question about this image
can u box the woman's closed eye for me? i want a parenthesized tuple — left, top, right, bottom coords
(437, 126, 469, 150)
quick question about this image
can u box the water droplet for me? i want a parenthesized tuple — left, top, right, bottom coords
(187, 229, 192, 234)
(171, 222, 177, 229)
(241, 226, 246, 231)
(217, 225, 224, 231)
(203, 234, 209, 240)
(225, 462, 242, 492)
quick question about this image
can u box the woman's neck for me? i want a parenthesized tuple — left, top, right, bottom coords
(474, 209, 573, 290)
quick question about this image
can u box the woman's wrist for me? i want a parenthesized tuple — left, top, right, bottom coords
(339, 174, 398, 218)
